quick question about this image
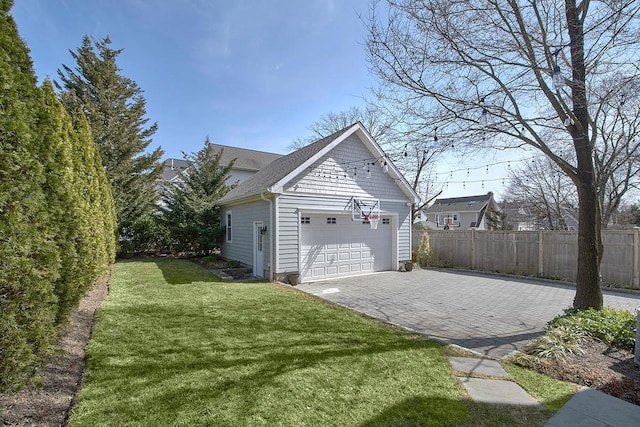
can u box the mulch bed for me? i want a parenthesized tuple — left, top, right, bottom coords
(527, 337, 640, 406)
(0, 275, 109, 426)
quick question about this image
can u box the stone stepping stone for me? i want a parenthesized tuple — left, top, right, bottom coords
(458, 377, 542, 407)
(545, 387, 640, 427)
(448, 357, 510, 378)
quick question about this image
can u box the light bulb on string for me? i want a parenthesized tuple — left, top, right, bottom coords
(552, 49, 565, 91)
(383, 161, 388, 173)
(479, 109, 488, 126)
(367, 167, 371, 179)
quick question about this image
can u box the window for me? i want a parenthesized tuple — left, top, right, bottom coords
(327, 217, 336, 224)
(301, 216, 310, 224)
(437, 213, 460, 227)
(226, 212, 232, 242)
(382, 218, 390, 225)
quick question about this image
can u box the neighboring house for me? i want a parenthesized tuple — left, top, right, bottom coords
(500, 201, 538, 231)
(217, 122, 421, 284)
(500, 200, 579, 231)
(160, 143, 282, 187)
(422, 192, 500, 230)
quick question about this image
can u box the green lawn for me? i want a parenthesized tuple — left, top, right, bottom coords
(69, 259, 573, 426)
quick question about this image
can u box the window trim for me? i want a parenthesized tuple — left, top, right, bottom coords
(436, 213, 460, 227)
(226, 211, 232, 242)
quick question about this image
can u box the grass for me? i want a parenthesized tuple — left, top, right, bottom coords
(504, 363, 577, 412)
(69, 259, 572, 426)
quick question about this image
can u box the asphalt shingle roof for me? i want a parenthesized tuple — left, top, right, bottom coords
(207, 143, 282, 171)
(161, 144, 282, 182)
(218, 125, 354, 204)
(426, 192, 494, 214)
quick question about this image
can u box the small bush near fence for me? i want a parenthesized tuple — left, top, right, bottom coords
(415, 232, 449, 268)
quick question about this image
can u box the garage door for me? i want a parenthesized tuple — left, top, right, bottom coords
(300, 213, 392, 282)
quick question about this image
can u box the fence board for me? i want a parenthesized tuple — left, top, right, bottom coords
(413, 228, 640, 288)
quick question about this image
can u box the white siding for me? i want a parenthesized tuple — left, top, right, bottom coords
(284, 134, 406, 200)
(277, 194, 412, 274)
(220, 200, 271, 269)
(386, 200, 412, 261)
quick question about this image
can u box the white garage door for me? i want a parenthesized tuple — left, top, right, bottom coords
(300, 214, 392, 282)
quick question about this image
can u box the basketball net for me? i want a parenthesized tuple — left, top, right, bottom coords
(368, 214, 379, 230)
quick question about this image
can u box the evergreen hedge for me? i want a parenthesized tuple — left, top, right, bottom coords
(0, 1, 116, 391)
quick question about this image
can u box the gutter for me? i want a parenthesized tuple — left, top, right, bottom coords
(260, 192, 274, 281)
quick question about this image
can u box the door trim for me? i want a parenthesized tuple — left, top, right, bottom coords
(253, 221, 264, 278)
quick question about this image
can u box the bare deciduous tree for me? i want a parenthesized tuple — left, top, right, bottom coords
(506, 156, 578, 230)
(593, 76, 640, 226)
(289, 104, 448, 216)
(367, 0, 640, 309)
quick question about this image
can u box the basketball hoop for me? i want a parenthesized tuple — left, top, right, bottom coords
(369, 214, 380, 229)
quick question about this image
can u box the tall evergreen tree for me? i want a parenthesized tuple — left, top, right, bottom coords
(56, 36, 164, 244)
(0, 0, 59, 390)
(1, 2, 117, 390)
(162, 139, 236, 254)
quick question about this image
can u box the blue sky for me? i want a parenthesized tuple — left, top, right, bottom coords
(11, 0, 514, 200)
(12, 0, 372, 157)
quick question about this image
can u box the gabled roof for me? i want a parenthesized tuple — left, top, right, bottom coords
(160, 144, 282, 182)
(218, 122, 420, 205)
(425, 192, 495, 214)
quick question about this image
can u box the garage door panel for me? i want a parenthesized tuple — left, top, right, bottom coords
(301, 214, 392, 281)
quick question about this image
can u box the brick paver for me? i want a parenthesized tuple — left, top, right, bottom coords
(296, 269, 640, 359)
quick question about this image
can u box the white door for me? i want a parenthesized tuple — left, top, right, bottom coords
(300, 214, 392, 282)
(253, 222, 264, 278)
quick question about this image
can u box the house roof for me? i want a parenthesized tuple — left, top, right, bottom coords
(161, 159, 189, 181)
(425, 192, 495, 214)
(218, 122, 421, 205)
(160, 144, 282, 182)
(207, 143, 282, 172)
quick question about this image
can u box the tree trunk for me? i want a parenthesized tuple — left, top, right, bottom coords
(566, 0, 603, 310)
(573, 178, 603, 309)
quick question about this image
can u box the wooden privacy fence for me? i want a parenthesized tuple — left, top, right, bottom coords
(413, 228, 640, 289)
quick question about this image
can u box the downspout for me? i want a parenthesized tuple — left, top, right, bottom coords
(260, 192, 274, 281)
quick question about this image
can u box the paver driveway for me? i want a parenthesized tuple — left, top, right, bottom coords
(296, 269, 640, 359)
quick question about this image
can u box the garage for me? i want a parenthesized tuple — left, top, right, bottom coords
(300, 213, 393, 282)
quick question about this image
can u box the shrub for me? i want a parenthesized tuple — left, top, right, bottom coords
(520, 325, 586, 361)
(416, 231, 448, 267)
(549, 307, 636, 351)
